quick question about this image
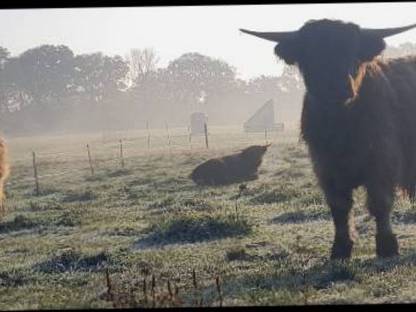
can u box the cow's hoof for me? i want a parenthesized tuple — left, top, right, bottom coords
(330, 239, 353, 260)
(376, 233, 399, 258)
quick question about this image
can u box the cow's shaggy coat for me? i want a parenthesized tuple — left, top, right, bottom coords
(191, 144, 270, 186)
(242, 19, 416, 259)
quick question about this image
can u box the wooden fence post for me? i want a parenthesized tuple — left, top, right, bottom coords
(86, 144, 94, 176)
(188, 126, 192, 150)
(165, 121, 172, 154)
(204, 123, 209, 149)
(146, 120, 151, 151)
(32, 151, 40, 195)
(265, 128, 268, 145)
(119, 139, 125, 169)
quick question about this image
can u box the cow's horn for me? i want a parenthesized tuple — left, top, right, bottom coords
(240, 28, 297, 42)
(362, 23, 416, 38)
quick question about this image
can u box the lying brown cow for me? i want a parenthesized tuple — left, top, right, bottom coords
(191, 144, 271, 186)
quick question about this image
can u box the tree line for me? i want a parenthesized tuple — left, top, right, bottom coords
(0, 42, 414, 137)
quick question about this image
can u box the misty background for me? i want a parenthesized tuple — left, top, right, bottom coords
(0, 4, 416, 137)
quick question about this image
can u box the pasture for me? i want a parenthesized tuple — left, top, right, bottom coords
(2, 125, 416, 308)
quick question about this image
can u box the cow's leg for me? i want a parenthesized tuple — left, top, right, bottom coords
(366, 184, 399, 258)
(323, 186, 356, 260)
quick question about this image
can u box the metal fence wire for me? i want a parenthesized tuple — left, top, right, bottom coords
(5, 125, 300, 192)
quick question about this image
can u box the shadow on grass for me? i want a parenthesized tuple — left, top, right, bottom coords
(28, 199, 64, 211)
(62, 189, 97, 203)
(153, 177, 196, 193)
(55, 210, 82, 227)
(393, 209, 416, 224)
(249, 185, 302, 205)
(127, 177, 154, 187)
(295, 191, 325, 206)
(0, 268, 34, 287)
(0, 215, 38, 234)
(147, 196, 217, 215)
(134, 214, 252, 249)
(33, 250, 111, 274)
(217, 251, 416, 302)
(24, 186, 60, 198)
(84, 173, 105, 182)
(225, 246, 289, 263)
(106, 169, 132, 178)
(271, 210, 331, 224)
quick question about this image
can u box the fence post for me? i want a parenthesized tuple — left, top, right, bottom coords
(119, 139, 125, 169)
(204, 122, 209, 149)
(32, 151, 40, 195)
(86, 144, 94, 176)
(188, 126, 192, 150)
(146, 120, 151, 151)
(264, 128, 268, 145)
(165, 121, 172, 154)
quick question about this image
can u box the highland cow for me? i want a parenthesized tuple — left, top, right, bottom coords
(191, 144, 270, 186)
(241, 19, 416, 259)
(0, 137, 9, 218)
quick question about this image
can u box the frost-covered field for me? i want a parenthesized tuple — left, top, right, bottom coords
(1, 127, 416, 308)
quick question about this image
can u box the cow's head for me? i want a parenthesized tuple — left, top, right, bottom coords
(241, 19, 416, 104)
(241, 144, 271, 166)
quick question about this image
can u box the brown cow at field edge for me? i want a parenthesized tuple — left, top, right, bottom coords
(241, 19, 416, 259)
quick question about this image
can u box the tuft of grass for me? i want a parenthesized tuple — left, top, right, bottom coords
(136, 213, 252, 247)
(312, 262, 358, 290)
(181, 198, 216, 211)
(106, 169, 132, 178)
(0, 268, 32, 287)
(37, 187, 61, 196)
(0, 214, 37, 233)
(29, 199, 64, 211)
(148, 197, 217, 214)
(250, 185, 301, 205)
(85, 174, 105, 182)
(55, 211, 82, 227)
(225, 247, 249, 262)
(148, 196, 176, 209)
(392, 209, 416, 224)
(62, 189, 97, 203)
(33, 249, 111, 274)
(272, 209, 330, 224)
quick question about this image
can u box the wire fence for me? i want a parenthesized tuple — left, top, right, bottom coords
(5, 124, 301, 193)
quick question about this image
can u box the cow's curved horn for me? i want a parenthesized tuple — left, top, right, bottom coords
(240, 28, 297, 42)
(362, 23, 416, 38)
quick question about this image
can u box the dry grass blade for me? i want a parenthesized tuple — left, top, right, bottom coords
(143, 278, 148, 304)
(105, 268, 113, 302)
(216, 275, 223, 307)
(151, 274, 156, 308)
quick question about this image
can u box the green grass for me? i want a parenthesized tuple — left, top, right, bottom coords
(2, 126, 416, 308)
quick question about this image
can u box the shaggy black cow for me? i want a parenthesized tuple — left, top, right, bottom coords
(191, 144, 270, 186)
(241, 19, 416, 259)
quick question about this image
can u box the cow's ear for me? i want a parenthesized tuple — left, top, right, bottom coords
(274, 38, 300, 65)
(358, 34, 386, 62)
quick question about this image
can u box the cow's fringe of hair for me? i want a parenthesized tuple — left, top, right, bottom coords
(0, 137, 10, 218)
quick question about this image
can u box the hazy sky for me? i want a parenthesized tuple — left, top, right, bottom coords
(1, 3, 416, 79)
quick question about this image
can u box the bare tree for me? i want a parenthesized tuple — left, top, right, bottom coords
(125, 48, 160, 88)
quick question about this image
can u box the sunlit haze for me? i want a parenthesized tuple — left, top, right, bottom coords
(1, 3, 416, 80)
